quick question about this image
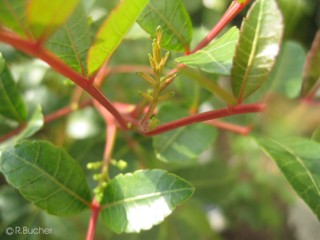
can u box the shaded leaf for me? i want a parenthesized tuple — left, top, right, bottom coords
(26, 0, 80, 40)
(101, 169, 194, 233)
(137, 0, 192, 51)
(46, 3, 91, 75)
(256, 137, 320, 220)
(302, 31, 320, 97)
(0, 105, 43, 150)
(0, 53, 27, 122)
(0, 140, 91, 215)
(153, 104, 217, 165)
(231, 0, 283, 102)
(176, 27, 239, 75)
(0, 0, 31, 37)
(87, 0, 150, 74)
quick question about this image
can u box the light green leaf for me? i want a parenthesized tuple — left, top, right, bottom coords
(153, 104, 217, 165)
(0, 105, 43, 150)
(256, 137, 320, 220)
(46, 3, 91, 75)
(0, 53, 27, 122)
(101, 169, 194, 233)
(231, 0, 283, 102)
(0, 140, 91, 215)
(87, 0, 150, 75)
(26, 0, 80, 40)
(0, 0, 31, 37)
(137, 0, 192, 51)
(302, 31, 320, 97)
(176, 27, 239, 75)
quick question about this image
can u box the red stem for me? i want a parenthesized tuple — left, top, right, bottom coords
(142, 103, 265, 136)
(205, 119, 251, 135)
(0, 30, 128, 129)
(86, 199, 101, 240)
(190, 0, 251, 54)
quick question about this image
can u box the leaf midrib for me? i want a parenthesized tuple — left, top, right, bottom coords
(10, 148, 90, 207)
(102, 187, 192, 209)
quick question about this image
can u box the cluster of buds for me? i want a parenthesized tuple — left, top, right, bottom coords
(137, 26, 177, 130)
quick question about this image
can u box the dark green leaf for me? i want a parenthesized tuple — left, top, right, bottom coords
(46, 3, 91, 75)
(0, 0, 31, 37)
(302, 31, 320, 96)
(176, 27, 239, 75)
(0, 140, 91, 215)
(153, 104, 217, 165)
(0, 53, 27, 122)
(101, 169, 194, 233)
(87, 0, 150, 74)
(231, 0, 283, 102)
(137, 0, 192, 51)
(26, 0, 80, 40)
(256, 137, 320, 220)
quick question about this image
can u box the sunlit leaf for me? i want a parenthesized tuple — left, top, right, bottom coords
(176, 27, 239, 75)
(46, 3, 91, 75)
(87, 0, 150, 74)
(302, 31, 320, 97)
(231, 0, 283, 102)
(0, 140, 92, 215)
(0, 53, 27, 122)
(153, 104, 217, 165)
(257, 137, 320, 220)
(26, 0, 80, 40)
(101, 169, 194, 233)
(0, 0, 31, 37)
(137, 0, 192, 51)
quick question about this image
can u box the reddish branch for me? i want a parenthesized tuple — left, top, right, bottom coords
(0, 30, 128, 129)
(142, 103, 265, 136)
(206, 119, 251, 135)
(86, 199, 101, 240)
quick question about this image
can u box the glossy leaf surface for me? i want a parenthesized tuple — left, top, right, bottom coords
(0, 140, 91, 215)
(101, 169, 194, 233)
(257, 137, 320, 220)
(231, 0, 283, 102)
(26, 0, 80, 40)
(176, 27, 239, 75)
(87, 0, 149, 74)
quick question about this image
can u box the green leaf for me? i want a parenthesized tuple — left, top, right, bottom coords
(87, 0, 150, 75)
(46, 3, 91, 75)
(0, 53, 27, 122)
(153, 104, 217, 165)
(231, 0, 283, 102)
(0, 0, 31, 37)
(176, 27, 239, 75)
(302, 31, 320, 96)
(26, 0, 80, 40)
(137, 0, 192, 51)
(0, 140, 91, 215)
(0, 105, 43, 150)
(256, 137, 320, 220)
(101, 169, 194, 233)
